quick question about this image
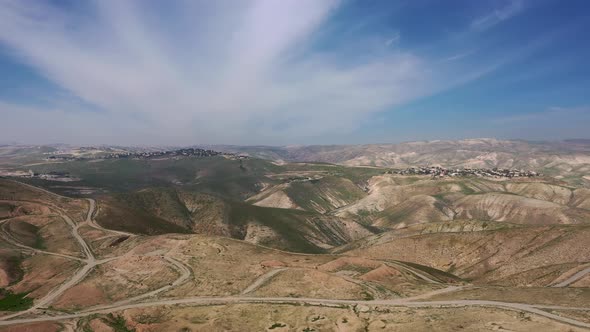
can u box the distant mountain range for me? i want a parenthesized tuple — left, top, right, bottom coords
(201, 139, 590, 186)
(2, 138, 590, 330)
(2, 138, 589, 187)
(203, 138, 590, 164)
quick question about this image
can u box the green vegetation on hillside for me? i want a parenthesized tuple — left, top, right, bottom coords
(0, 255, 24, 286)
(284, 176, 366, 213)
(96, 196, 192, 236)
(226, 202, 325, 253)
(0, 290, 33, 311)
(97, 186, 374, 253)
(0, 202, 15, 220)
(26, 156, 279, 199)
(101, 314, 136, 332)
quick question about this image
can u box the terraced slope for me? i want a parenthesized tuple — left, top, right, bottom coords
(334, 175, 590, 229)
(247, 176, 366, 213)
(338, 224, 590, 286)
(372, 195, 454, 229)
(454, 193, 590, 225)
(504, 182, 573, 204)
(571, 188, 590, 209)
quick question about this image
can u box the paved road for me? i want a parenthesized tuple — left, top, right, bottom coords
(552, 266, 590, 288)
(1, 295, 589, 329)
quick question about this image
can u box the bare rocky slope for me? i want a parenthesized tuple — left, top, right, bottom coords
(329, 175, 590, 229)
(336, 223, 590, 286)
(2, 164, 590, 331)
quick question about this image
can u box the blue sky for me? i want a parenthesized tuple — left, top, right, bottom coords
(0, 0, 588, 145)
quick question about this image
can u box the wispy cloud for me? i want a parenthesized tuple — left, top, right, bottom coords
(471, 0, 525, 31)
(440, 49, 477, 62)
(0, 0, 530, 145)
(492, 105, 590, 124)
(384, 31, 401, 47)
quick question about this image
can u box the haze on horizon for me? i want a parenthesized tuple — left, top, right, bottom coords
(0, 0, 589, 146)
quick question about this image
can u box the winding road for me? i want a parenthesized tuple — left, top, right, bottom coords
(83, 198, 135, 238)
(0, 216, 85, 262)
(0, 198, 102, 321)
(80, 256, 192, 312)
(0, 184, 194, 325)
(1, 182, 590, 330)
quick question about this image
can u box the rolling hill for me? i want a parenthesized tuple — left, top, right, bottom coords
(2, 158, 590, 331)
(96, 187, 376, 253)
(212, 138, 590, 187)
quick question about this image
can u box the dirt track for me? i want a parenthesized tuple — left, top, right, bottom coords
(84, 198, 135, 237)
(1, 182, 590, 330)
(241, 268, 287, 294)
(552, 266, 590, 288)
(0, 198, 102, 321)
(1, 294, 590, 329)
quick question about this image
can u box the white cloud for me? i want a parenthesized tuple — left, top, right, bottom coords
(384, 32, 400, 47)
(440, 50, 477, 62)
(0, 0, 495, 145)
(471, 0, 525, 31)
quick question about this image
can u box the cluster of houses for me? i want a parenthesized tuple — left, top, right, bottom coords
(282, 176, 321, 184)
(387, 166, 541, 178)
(10, 170, 80, 182)
(103, 148, 224, 159)
(47, 148, 246, 161)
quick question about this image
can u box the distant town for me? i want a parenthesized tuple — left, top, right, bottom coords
(0, 170, 80, 182)
(387, 166, 541, 178)
(46, 147, 248, 161)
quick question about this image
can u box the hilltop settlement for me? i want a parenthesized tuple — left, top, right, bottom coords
(387, 166, 541, 178)
(47, 147, 247, 161)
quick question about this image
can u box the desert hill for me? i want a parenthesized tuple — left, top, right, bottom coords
(337, 222, 590, 287)
(97, 187, 375, 253)
(1, 146, 590, 330)
(327, 175, 590, 229)
(213, 138, 590, 187)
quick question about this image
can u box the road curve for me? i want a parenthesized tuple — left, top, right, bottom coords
(61, 212, 94, 260)
(0, 219, 85, 262)
(83, 198, 135, 237)
(0, 200, 98, 321)
(79, 256, 191, 312)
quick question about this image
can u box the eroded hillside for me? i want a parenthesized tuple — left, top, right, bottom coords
(1, 152, 590, 330)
